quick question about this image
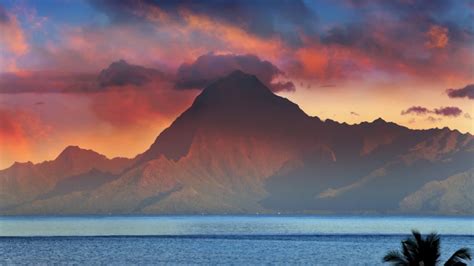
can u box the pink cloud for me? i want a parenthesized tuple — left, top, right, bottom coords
(0, 6, 28, 71)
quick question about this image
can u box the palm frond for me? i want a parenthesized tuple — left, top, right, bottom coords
(423, 232, 441, 265)
(401, 241, 414, 262)
(412, 230, 422, 246)
(383, 250, 408, 265)
(444, 248, 472, 266)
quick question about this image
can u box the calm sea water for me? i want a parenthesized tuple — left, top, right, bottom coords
(1, 216, 473, 265)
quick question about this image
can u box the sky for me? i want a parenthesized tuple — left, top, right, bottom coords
(0, 0, 473, 169)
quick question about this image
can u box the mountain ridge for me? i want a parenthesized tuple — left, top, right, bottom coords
(1, 71, 472, 215)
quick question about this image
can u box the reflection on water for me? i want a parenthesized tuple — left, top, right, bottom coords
(0, 215, 473, 236)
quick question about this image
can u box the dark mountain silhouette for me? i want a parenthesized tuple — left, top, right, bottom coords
(1, 71, 472, 215)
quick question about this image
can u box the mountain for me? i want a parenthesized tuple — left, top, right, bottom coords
(1, 71, 473, 215)
(0, 146, 134, 211)
(400, 168, 474, 214)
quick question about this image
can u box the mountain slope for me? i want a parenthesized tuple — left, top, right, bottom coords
(400, 168, 474, 214)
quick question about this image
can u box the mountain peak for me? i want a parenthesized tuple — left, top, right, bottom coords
(227, 69, 254, 78)
(372, 117, 386, 124)
(213, 69, 264, 90)
(56, 146, 104, 161)
(110, 59, 129, 67)
(62, 145, 85, 152)
(139, 70, 308, 163)
(192, 70, 274, 107)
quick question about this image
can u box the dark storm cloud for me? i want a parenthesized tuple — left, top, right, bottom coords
(401, 106, 463, 117)
(446, 84, 474, 100)
(175, 53, 295, 92)
(89, 0, 318, 47)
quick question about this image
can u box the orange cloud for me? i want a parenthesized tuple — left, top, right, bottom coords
(89, 80, 197, 128)
(0, 12, 28, 55)
(425, 25, 449, 49)
(292, 43, 373, 82)
(180, 11, 284, 61)
(0, 7, 29, 71)
(19, 6, 289, 84)
(0, 108, 50, 167)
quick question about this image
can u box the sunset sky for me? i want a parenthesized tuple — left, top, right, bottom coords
(0, 0, 473, 169)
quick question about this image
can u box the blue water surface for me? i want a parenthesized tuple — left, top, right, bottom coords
(1, 216, 473, 265)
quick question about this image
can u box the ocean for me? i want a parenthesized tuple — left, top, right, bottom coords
(1, 216, 473, 265)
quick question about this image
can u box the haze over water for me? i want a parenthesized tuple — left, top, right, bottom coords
(1, 216, 473, 264)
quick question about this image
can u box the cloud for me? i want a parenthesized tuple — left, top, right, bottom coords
(425, 25, 449, 49)
(175, 53, 295, 92)
(0, 60, 195, 128)
(433, 106, 462, 117)
(8, 0, 471, 86)
(0, 71, 97, 93)
(90, 0, 317, 47)
(0, 5, 29, 71)
(426, 116, 442, 123)
(0, 60, 167, 93)
(89, 80, 196, 128)
(401, 106, 463, 117)
(0, 6, 28, 55)
(2, 0, 472, 95)
(446, 84, 474, 100)
(0, 5, 9, 23)
(401, 106, 431, 116)
(0, 108, 51, 165)
(316, 0, 473, 83)
(98, 59, 167, 87)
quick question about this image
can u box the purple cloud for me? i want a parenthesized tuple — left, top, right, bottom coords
(401, 106, 431, 115)
(175, 53, 295, 92)
(446, 84, 474, 100)
(433, 106, 462, 117)
(401, 106, 463, 117)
